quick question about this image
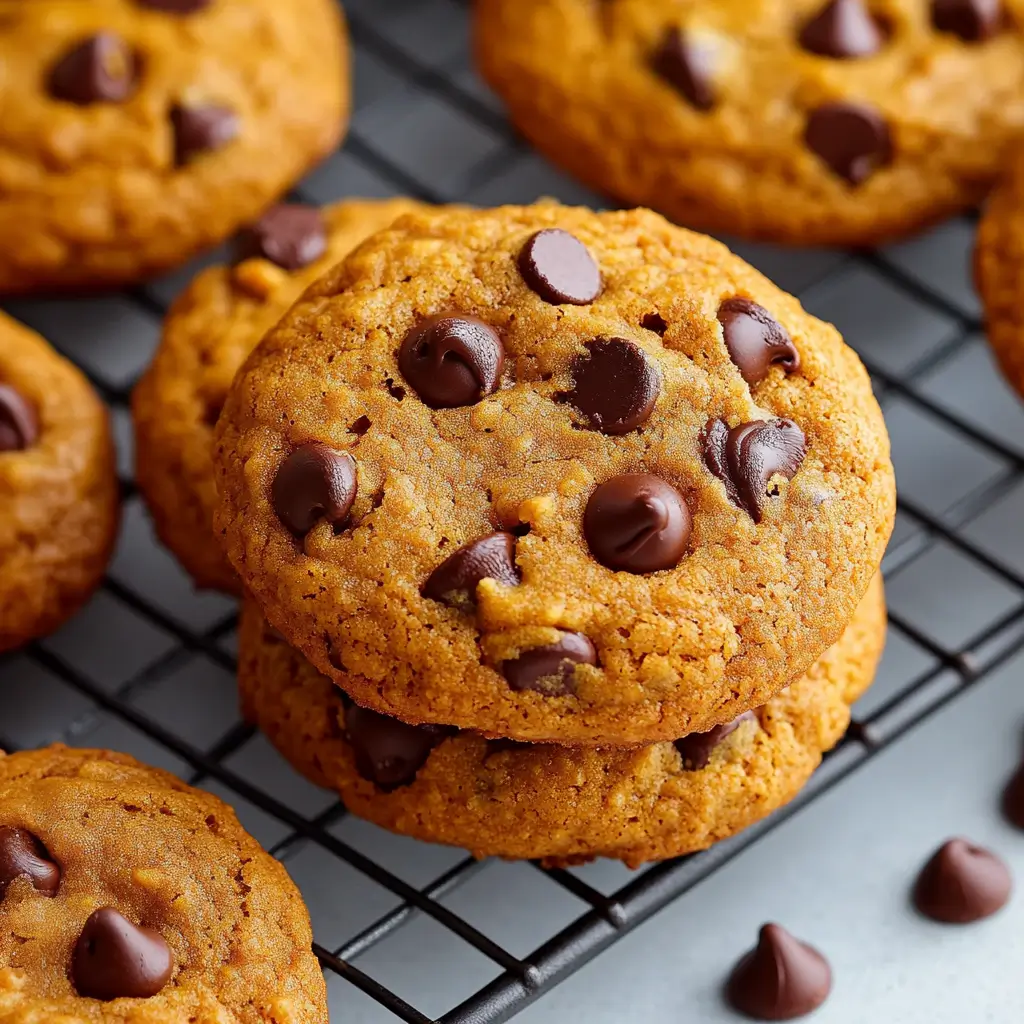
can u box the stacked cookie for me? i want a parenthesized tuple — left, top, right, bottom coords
(137, 200, 895, 865)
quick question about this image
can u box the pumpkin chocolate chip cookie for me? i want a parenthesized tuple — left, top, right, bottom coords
(474, 0, 1024, 247)
(239, 577, 885, 867)
(0, 745, 327, 1023)
(133, 198, 426, 593)
(0, 312, 119, 653)
(213, 203, 895, 746)
(0, 0, 349, 294)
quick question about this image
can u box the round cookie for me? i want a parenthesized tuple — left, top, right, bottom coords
(214, 203, 894, 745)
(475, 0, 1024, 247)
(133, 198, 427, 593)
(0, 0, 349, 294)
(0, 313, 119, 653)
(239, 577, 885, 867)
(0, 745, 326, 1023)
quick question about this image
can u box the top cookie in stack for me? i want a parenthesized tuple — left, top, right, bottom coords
(212, 202, 895, 746)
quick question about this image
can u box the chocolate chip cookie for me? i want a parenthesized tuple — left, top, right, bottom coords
(0, 312, 119, 653)
(0, 745, 326, 1022)
(475, 0, 1024, 246)
(239, 576, 884, 866)
(133, 198, 426, 593)
(213, 203, 894, 745)
(0, 0, 349, 294)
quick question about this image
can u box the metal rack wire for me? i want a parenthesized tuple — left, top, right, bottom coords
(4, 2, 1024, 1021)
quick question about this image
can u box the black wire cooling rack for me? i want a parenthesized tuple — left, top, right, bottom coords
(5, 1, 1024, 1021)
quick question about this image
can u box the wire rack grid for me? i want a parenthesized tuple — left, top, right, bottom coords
(4, 1, 1024, 1021)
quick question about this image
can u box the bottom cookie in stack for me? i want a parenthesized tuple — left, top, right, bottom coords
(238, 577, 885, 868)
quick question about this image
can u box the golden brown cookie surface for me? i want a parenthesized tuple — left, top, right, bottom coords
(0, 745, 327, 1024)
(133, 198, 427, 593)
(0, 313, 119, 653)
(213, 203, 895, 745)
(0, 0, 349, 294)
(239, 576, 885, 867)
(475, 0, 1024, 246)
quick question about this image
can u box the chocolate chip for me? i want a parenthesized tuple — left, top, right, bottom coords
(932, 0, 1002, 40)
(641, 312, 668, 336)
(717, 298, 800, 386)
(48, 33, 138, 105)
(674, 711, 756, 770)
(0, 385, 38, 452)
(136, 0, 211, 10)
(1002, 762, 1024, 829)
(584, 474, 691, 574)
(345, 704, 449, 791)
(272, 442, 357, 537)
(703, 418, 807, 522)
(423, 532, 519, 608)
(171, 102, 238, 165)
(236, 205, 327, 271)
(0, 827, 60, 898)
(913, 838, 1012, 923)
(799, 0, 886, 58)
(726, 924, 832, 1020)
(399, 315, 505, 409)
(72, 908, 173, 1000)
(502, 632, 597, 695)
(651, 27, 715, 110)
(805, 102, 892, 185)
(563, 338, 660, 435)
(518, 229, 602, 305)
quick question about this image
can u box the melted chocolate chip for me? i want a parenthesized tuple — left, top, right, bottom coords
(584, 474, 691, 574)
(272, 442, 357, 537)
(518, 229, 602, 305)
(72, 908, 173, 1000)
(799, 0, 886, 58)
(345, 704, 449, 791)
(703, 418, 807, 522)
(674, 711, 756, 770)
(726, 924, 832, 1020)
(913, 838, 1012, 923)
(137, 0, 211, 10)
(48, 33, 139, 105)
(399, 315, 505, 409)
(236, 205, 327, 271)
(0, 827, 60, 898)
(502, 632, 598, 695)
(171, 102, 238, 165)
(0, 385, 38, 452)
(423, 532, 519, 607)
(563, 338, 660, 435)
(651, 27, 715, 110)
(931, 0, 1002, 40)
(717, 298, 800, 386)
(805, 102, 892, 185)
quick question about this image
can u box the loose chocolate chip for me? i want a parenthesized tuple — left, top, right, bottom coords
(171, 102, 238, 165)
(717, 298, 800, 386)
(72, 908, 173, 1000)
(805, 102, 892, 185)
(0, 827, 60, 898)
(236, 205, 327, 271)
(0, 385, 38, 452)
(563, 338, 660, 435)
(726, 924, 832, 1020)
(518, 229, 602, 305)
(675, 711, 756, 770)
(423, 532, 520, 607)
(136, 0, 211, 10)
(703, 418, 807, 522)
(399, 315, 505, 409)
(272, 442, 357, 537)
(799, 0, 886, 58)
(502, 632, 597, 695)
(584, 474, 691, 574)
(651, 27, 715, 110)
(913, 838, 1012, 923)
(345, 704, 449, 791)
(932, 0, 1002, 40)
(48, 33, 138, 105)
(1002, 762, 1024, 829)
